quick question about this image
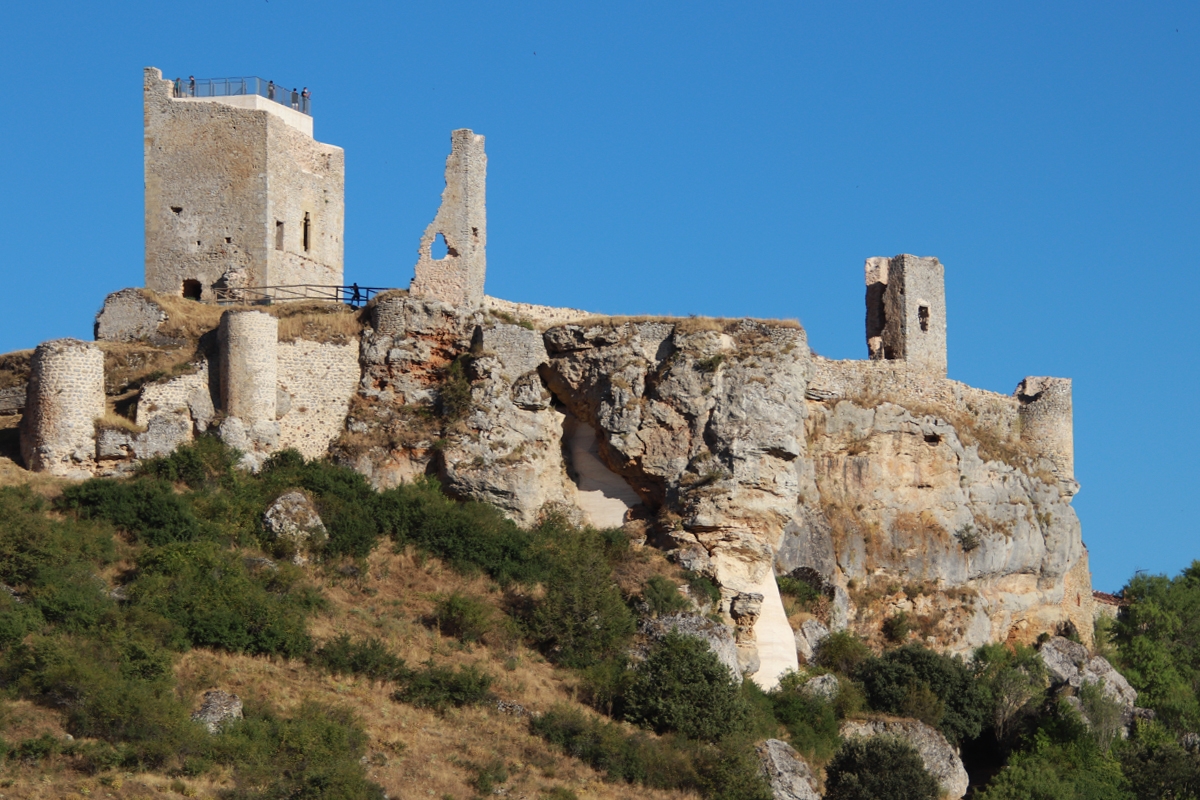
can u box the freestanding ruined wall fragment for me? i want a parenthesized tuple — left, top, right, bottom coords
(1016, 376, 1074, 481)
(865, 254, 947, 376)
(20, 339, 105, 476)
(409, 129, 487, 309)
(219, 311, 278, 424)
(143, 68, 344, 299)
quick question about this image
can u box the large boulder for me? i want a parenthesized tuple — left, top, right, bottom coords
(638, 613, 742, 684)
(840, 718, 969, 800)
(794, 618, 830, 664)
(755, 739, 820, 800)
(802, 673, 840, 702)
(263, 491, 328, 564)
(1038, 636, 1139, 732)
(191, 690, 243, 734)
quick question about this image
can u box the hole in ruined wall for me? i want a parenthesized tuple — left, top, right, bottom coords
(431, 232, 449, 260)
(918, 304, 930, 332)
(225, 237, 232, 244)
(170, 206, 183, 215)
(472, 226, 479, 240)
(182, 280, 202, 301)
(303, 212, 311, 252)
(924, 433, 941, 445)
(275, 221, 285, 251)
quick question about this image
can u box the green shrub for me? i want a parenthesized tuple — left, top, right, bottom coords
(882, 611, 912, 642)
(140, 434, 238, 488)
(129, 541, 314, 657)
(58, 478, 201, 546)
(770, 674, 841, 762)
(527, 530, 635, 668)
(971, 642, 1048, 742)
(856, 644, 988, 745)
(976, 732, 1131, 800)
(824, 736, 939, 800)
(624, 631, 749, 743)
(310, 635, 409, 682)
(215, 701, 386, 800)
(814, 630, 871, 675)
(433, 591, 496, 643)
(1119, 727, 1200, 800)
(777, 575, 822, 609)
(643, 575, 691, 616)
(393, 663, 494, 712)
(471, 758, 509, 794)
(438, 355, 475, 419)
(684, 571, 721, 609)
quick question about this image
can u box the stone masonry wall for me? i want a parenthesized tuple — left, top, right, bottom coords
(19, 339, 105, 477)
(1017, 376, 1074, 482)
(409, 129, 487, 308)
(95, 288, 169, 343)
(867, 254, 947, 376)
(143, 68, 344, 299)
(219, 311, 277, 424)
(277, 339, 360, 459)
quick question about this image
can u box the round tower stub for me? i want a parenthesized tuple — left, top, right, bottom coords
(1016, 376, 1074, 482)
(20, 339, 105, 475)
(219, 310, 278, 424)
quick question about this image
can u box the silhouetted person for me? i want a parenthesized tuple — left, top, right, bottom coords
(301, 87, 310, 114)
(291, 88, 298, 110)
(267, 80, 275, 100)
(173, 77, 182, 97)
(188, 76, 195, 96)
(351, 283, 361, 306)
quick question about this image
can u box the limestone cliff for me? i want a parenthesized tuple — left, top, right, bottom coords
(328, 293, 1091, 688)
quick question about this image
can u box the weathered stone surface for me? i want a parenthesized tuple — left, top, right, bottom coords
(263, 491, 327, 563)
(795, 618, 830, 664)
(1039, 636, 1090, 685)
(802, 673, 840, 702)
(277, 338, 360, 459)
(755, 739, 819, 800)
(20, 339, 104, 477)
(841, 718, 969, 799)
(95, 288, 170, 343)
(1039, 636, 1138, 732)
(191, 690, 243, 734)
(638, 613, 741, 684)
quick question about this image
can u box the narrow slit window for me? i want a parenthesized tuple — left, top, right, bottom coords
(303, 212, 311, 252)
(275, 221, 284, 251)
(918, 304, 930, 332)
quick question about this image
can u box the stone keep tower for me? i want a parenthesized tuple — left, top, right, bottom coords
(143, 68, 345, 300)
(865, 254, 947, 376)
(409, 129, 487, 308)
(1016, 376, 1075, 483)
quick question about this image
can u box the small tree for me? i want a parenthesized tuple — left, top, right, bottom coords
(624, 631, 749, 743)
(824, 737, 939, 800)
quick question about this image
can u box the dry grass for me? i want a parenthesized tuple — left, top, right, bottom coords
(0, 543, 696, 799)
(572, 314, 801, 334)
(94, 411, 147, 435)
(0, 416, 64, 495)
(0, 349, 32, 391)
(273, 303, 364, 344)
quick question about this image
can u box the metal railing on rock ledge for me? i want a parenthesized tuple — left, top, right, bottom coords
(175, 76, 312, 116)
(211, 285, 390, 308)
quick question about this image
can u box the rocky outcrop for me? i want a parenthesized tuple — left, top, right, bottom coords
(263, 491, 328, 564)
(840, 718, 969, 799)
(755, 739, 820, 800)
(638, 613, 742, 684)
(191, 690, 243, 734)
(1039, 636, 1141, 733)
(803, 673, 840, 702)
(795, 618, 830, 664)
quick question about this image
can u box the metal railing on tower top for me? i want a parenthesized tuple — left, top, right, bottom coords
(173, 76, 312, 116)
(210, 284, 390, 307)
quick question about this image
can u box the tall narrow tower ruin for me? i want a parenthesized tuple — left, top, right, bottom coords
(865, 254, 947, 376)
(143, 68, 345, 300)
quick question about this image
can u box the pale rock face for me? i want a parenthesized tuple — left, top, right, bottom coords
(263, 491, 328, 564)
(191, 690, 243, 735)
(1039, 636, 1139, 731)
(795, 618, 830, 664)
(840, 718, 970, 800)
(802, 673, 839, 702)
(755, 739, 820, 800)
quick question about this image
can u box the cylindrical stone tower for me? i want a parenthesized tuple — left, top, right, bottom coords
(219, 311, 278, 424)
(1016, 376, 1074, 482)
(20, 339, 105, 475)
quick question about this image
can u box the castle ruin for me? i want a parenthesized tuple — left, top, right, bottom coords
(143, 68, 345, 300)
(8, 67, 1094, 687)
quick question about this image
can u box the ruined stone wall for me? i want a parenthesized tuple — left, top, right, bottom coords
(483, 296, 593, 327)
(19, 339, 105, 477)
(866, 255, 947, 376)
(277, 339, 360, 459)
(95, 288, 168, 343)
(1062, 545, 1096, 647)
(143, 67, 344, 299)
(409, 130, 487, 308)
(265, 116, 344, 287)
(219, 311, 277, 423)
(1017, 376, 1074, 481)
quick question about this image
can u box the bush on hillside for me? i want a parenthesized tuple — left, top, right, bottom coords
(814, 630, 872, 675)
(623, 631, 749, 743)
(770, 672, 841, 762)
(392, 663, 494, 712)
(58, 478, 201, 546)
(643, 575, 691, 616)
(310, 635, 409, 683)
(824, 737, 940, 800)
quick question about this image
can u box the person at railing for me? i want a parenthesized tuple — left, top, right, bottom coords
(301, 87, 310, 114)
(189, 76, 195, 97)
(291, 88, 299, 110)
(267, 80, 275, 101)
(350, 282, 361, 307)
(173, 77, 182, 98)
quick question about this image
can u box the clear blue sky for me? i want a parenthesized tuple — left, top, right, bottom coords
(1, 1, 1196, 591)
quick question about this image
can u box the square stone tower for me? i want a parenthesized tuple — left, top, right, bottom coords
(143, 68, 344, 300)
(865, 254, 947, 376)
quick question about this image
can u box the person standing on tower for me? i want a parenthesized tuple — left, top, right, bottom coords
(173, 77, 182, 97)
(188, 76, 195, 96)
(291, 88, 299, 110)
(301, 87, 310, 114)
(267, 80, 275, 101)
